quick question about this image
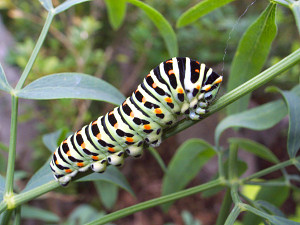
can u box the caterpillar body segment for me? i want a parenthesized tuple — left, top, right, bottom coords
(50, 57, 223, 186)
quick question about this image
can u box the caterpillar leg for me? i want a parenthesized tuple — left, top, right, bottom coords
(107, 152, 125, 167)
(91, 159, 107, 173)
(126, 145, 144, 157)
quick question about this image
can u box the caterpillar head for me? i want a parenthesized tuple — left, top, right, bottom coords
(201, 72, 223, 104)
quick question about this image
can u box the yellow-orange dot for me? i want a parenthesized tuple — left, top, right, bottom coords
(109, 111, 113, 115)
(77, 162, 84, 167)
(142, 97, 146, 103)
(195, 69, 199, 73)
(168, 70, 174, 75)
(165, 97, 172, 103)
(67, 151, 71, 156)
(108, 147, 115, 152)
(81, 143, 86, 149)
(122, 101, 127, 106)
(130, 112, 134, 118)
(214, 76, 223, 84)
(144, 124, 151, 130)
(126, 137, 134, 142)
(55, 160, 59, 165)
(147, 73, 151, 77)
(114, 123, 118, 129)
(196, 61, 200, 64)
(152, 83, 157, 88)
(196, 85, 201, 90)
(77, 131, 81, 135)
(204, 85, 211, 91)
(177, 88, 184, 94)
(96, 133, 101, 140)
(92, 155, 99, 160)
(166, 60, 173, 63)
(65, 169, 72, 173)
(154, 108, 162, 114)
(63, 140, 67, 144)
(92, 120, 97, 125)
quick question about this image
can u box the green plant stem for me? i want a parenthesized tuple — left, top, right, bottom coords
(241, 156, 299, 183)
(224, 204, 242, 225)
(15, 12, 54, 90)
(5, 96, 19, 196)
(85, 179, 222, 225)
(217, 150, 226, 180)
(163, 48, 300, 140)
(148, 147, 167, 173)
(0, 202, 7, 215)
(216, 189, 233, 225)
(0, 209, 13, 225)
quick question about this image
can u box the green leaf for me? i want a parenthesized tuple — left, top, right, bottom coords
(243, 184, 290, 225)
(21, 205, 59, 222)
(161, 139, 215, 211)
(0, 175, 5, 202)
(39, 0, 53, 11)
(255, 200, 286, 218)
(42, 130, 63, 153)
(266, 216, 300, 225)
(104, 0, 127, 30)
(54, 0, 91, 14)
(290, 1, 300, 35)
(126, 0, 178, 56)
(95, 180, 118, 210)
(224, 159, 248, 178)
(227, 3, 277, 115)
(0, 63, 11, 92)
(16, 73, 125, 105)
(176, 0, 236, 28)
(215, 85, 300, 146)
(0, 142, 9, 152)
(22, 159, 54, 192)
(275, 90, 300, 158)
(229, 138, 279, 164)
(78, 166, 134, 196)
(66, 205, 100, 224)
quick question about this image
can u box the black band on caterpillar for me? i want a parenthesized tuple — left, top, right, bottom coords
(50, 57, 223, 186)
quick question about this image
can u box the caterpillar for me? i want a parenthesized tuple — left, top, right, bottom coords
(50, 57, 223, 186)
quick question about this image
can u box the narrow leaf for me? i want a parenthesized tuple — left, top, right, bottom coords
(177, 0, 236, 28)
(22, 205, 59, 222)
(54, 0, 91, 14)
(104, 0, 127, 30)
(255, 200, 286, 218)
(279, 90, 300, 158)
(126, 0, 178, 56)
(0, 175, 5, 202)
(22, 159, 54, 192)
(16, 73, 125, 105)
(42, 130, 63, 153)
(78, 166, 134, 196)
(39, 0, 53, 11)
(0, 63, 11, 92)
(267, 216, 300, 225)
(161, 139, 215, 211)
(67, 205, 101, 224)
(227, 3, 277, 115)
(229, 138, 279, 163)
(95, 180, 118, 210)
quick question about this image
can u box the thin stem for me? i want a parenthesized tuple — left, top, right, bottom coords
(216, 189, 233, 225)
(217, 150, 226, 180)
(15, 12, 54, 90)
(148, 147, 167, 173)
(241, 156, 298, 183)
(5, 96, 19, 196)
(0, 201, 7, 215)
(231, 184, 241, 204)
(163, 48, 300, 140)
(228, 143, 238, 181)
(224, 204, 242, 225)
(0, 209, 13, 225)
(85, 179, 222, 225)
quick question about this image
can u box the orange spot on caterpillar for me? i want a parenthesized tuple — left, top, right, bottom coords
(55, 160, 59, 165)
(114, 123, 118, 129)
(196, 85, 201, 90)
(63, 140, 67, 144)
(146, 73, 151, 77)
(195, 69, 199, 73)
(154, 108, 162, 114)
(96, 133, 101, 139)
(177, 88, 184, 94)
(81, 143, 86, 149)
(165, 97, 172, 103)
(196, 61, 200, 64)
(77, 131, 81, 135)
(65, 169, 72, 173)
(67, 151, 71, 156)
(122, 101, 127, 106)
(77, 162, 84, 167)
(152, 83, 157, 88)
(92, 155, 99, 160)
(92, 120, 97, 125)
(204, 85, 211, 91)
(108, 147, 115, 152)
(168, 70, 174, 75)
(166, 60, 173, 63)
(144, 124, 151, 130)
(142, 97, 146, 103)
(126, 137, 134, 142)
(109, 111, 113, 115)
(130, 112, 134, 118)
(214, 76, 223, 84)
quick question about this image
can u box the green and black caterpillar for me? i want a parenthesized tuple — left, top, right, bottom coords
(50, 57, 223, 186)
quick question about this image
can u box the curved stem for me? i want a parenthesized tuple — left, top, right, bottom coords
(15, 12, 54, 90)
(85, 179, 222, 225)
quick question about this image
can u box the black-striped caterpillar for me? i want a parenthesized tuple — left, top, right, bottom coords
(50, 57, 223, 186)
